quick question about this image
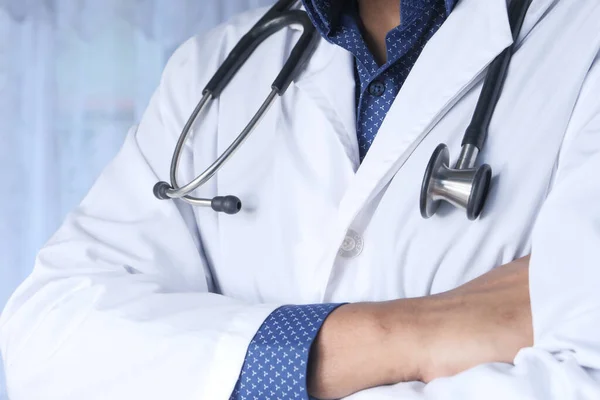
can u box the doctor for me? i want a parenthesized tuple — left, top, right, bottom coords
(2, 0, 600, 399)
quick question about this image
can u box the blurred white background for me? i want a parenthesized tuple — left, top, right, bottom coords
(0, 1, 273, 397)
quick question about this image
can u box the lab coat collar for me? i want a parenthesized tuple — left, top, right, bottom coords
(284, 2, 361, 162)
(294, 41, 360, 166)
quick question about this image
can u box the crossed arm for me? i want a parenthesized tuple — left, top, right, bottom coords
(308, 256, 533, 399)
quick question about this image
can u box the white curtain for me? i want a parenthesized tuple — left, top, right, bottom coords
(0, 1, 274, 397)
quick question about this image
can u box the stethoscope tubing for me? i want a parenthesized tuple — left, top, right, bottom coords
(166, 90, 278, 203)
(156, 0, 534, 220)
(154, 0, 319, 212)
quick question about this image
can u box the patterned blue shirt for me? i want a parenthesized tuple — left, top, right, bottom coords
(230, 1, 456, 399)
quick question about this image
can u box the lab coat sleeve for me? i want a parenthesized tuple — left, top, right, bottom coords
(346, 52, 600, 400)
(0, 11, 279, 400)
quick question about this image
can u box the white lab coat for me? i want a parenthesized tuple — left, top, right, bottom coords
(3, 0, 600, 398)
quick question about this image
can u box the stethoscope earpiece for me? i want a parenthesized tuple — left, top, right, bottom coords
(153, 181, 172, 201)
(420, 144, 492, 221)
(154, 181, 241, 214)
(211, 196, 242, 215)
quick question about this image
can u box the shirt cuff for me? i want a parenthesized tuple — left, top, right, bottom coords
(229, 303, 344, 400)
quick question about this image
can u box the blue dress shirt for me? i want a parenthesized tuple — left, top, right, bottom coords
(230, 1, 457, 399)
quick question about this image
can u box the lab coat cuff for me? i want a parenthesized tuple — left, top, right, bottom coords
(200, 303, 280, 400)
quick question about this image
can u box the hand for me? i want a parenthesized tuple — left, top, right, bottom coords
(416, 256, 533, 382)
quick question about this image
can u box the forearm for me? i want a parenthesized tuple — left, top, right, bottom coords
(308, 256, 532, 399)
(308, 300, 424, 399)
(416, 256, 532, 381)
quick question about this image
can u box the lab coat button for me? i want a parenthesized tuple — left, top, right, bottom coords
(338, 230, 364, 259)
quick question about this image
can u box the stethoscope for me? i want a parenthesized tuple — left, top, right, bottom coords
(154, 0, 532, 220)
(153, 0, 318, 214)
(420, 0, 532, 220)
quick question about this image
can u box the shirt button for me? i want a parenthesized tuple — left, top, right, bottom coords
(368, 80, 386, 97)
(338, 229, 364, 259)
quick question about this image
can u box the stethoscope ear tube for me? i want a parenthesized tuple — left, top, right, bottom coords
(462, 0, 532, 151)
(204, 10, 318, 98)
(420, 0, 532, 221)
(153, 0, 319, 213)
(271, 12, 320, 94)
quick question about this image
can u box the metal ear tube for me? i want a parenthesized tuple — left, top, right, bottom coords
(419, 0, 532, 221)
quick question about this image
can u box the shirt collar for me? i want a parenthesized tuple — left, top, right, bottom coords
(301, 0, 458, 38)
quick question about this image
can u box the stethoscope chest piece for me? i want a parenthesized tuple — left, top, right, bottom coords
(420, 143, 492, 221)
(419, 0, 532, 221)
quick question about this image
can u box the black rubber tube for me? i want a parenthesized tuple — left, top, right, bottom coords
(462, 0, 533, 150)
(203, 0, 319, 98)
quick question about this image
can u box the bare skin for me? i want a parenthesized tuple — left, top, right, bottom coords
(306, 2, 534, 399)
(357, 0, 402, 65)
(308, 256, 533, 400)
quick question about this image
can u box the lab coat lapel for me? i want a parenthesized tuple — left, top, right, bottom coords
(285, 0, 558, 176)
(335, 0, 518, 227)
(333, 0, 558, 227)
(293, 40, 360, 168)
